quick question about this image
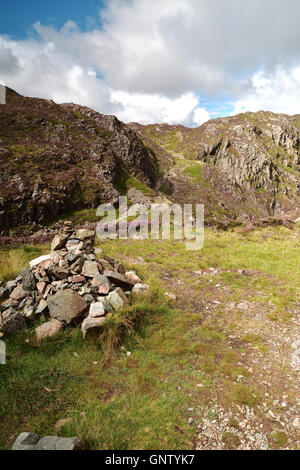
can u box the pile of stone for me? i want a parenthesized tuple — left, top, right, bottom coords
(0, 222, 149, 340)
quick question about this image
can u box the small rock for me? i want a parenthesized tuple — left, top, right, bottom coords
(91, 274, 111, 294)
(37, 282, 47, 295)
(51, 235, 68, 251)
(125, 271, 142, 284)
(36, 299, 48, 314)
(107, 288, 128, 311)
(35, 319, 64, 342)
(75, 229, 95, 241)
(10, 286, 27, 301)
(72, 275, 86, 284)
(21, 268, 36, 291)
(165, 292, 176, 301)
(0, 312, 27, 335)
(82, 261, 99, 278)
(132, 283, 150, 294)
(292, 417, 300, 430)
(89, 302, 105, 318)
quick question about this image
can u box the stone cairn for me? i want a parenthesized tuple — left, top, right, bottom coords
(0, 222, 149, 341)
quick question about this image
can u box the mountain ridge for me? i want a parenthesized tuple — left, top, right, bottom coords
(1, 87, 300, 234)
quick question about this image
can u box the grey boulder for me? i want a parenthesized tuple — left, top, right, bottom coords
(12, 432, 84, 450)
(47, 289, 87, 324)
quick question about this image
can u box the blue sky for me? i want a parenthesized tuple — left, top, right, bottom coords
(0, 1, 106, 38)
(0, 0, 300, 126)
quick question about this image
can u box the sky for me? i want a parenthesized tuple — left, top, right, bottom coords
(1, 0, 300, 127)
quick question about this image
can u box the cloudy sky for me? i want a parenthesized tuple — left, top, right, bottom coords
(1, 0, 300, 126)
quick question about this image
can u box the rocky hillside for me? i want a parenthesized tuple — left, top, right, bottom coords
(130, 112, 300, 221)
(1, 87, 300, 233)
(0, 88, 161, 231)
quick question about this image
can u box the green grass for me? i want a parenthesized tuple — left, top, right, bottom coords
(114, 169, 155, 196)
(1, 225, 299, 449)
(0, 244, 50, 282)
(183, 164, 204, 183)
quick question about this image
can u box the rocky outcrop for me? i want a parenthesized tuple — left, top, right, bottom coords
(0, 222, 146, 339)
(131, 112, 300, 219)
(0, 88, 159, 231)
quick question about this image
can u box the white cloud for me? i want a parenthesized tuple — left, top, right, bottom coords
(193, 107, 210, 125)
(1, 0, 300, 124)
(111, 90, 202, 125)
(233, 67, 300, 115)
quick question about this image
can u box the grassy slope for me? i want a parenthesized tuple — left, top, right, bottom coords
(0, 226, 299, 450)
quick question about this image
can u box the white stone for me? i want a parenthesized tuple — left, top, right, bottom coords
(125, 271, 142, 284)
(89, 302, 105, 318)
(29, 255, 51, 269)
(132, 283, 150, 294)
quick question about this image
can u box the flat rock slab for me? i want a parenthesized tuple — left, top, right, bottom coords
(81, 316, 106, 338)
(12, 432, 84, 450)
(103, 271, 134, 290)
(82, 261, 99, 278)
(47, 289, 87, 324)
(29, 255, 51, 269)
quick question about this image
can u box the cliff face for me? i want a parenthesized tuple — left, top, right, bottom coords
(130, 112, 300, 219)
(0, 88, 159, 230)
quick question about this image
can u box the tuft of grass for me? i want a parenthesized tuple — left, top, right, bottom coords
(0, 244, 50, 282)
(271, 431, 288, 449)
